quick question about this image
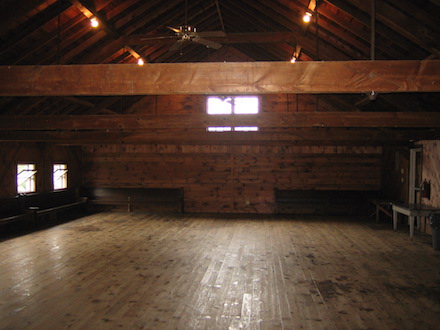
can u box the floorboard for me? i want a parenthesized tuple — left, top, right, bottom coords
(1, 213, 439, 329)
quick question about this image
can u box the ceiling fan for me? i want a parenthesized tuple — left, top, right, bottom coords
(139, 0, 225, 52)
(127, 1, 299, 50)
(165, 25, 224, 51)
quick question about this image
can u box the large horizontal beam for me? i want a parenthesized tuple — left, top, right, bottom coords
(0, 128, 438, 146)
(1, 113, 440, 130)
(0, 60, 438, 96)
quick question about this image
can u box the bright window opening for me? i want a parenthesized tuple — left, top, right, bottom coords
(53, 164, 68, 190)
(207, 127, 232, 132)
(234, 126, 259, 132)
(17, 164, 37, 193)
(234, 97, 259, 114)
(207, 96, 259, 132)
(207, 96, 259, 115)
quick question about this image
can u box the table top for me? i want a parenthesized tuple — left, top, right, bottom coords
(392, 203, 440, 212)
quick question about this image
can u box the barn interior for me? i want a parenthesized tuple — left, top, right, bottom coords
(0, 0, 440, 328)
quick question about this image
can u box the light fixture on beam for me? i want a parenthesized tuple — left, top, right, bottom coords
(127, 48, 146, 65)
(90, 17, 99, 28)
(303, 11, 313, 23)
(303, 0, 317, 24)
(290, 45, 302, 63)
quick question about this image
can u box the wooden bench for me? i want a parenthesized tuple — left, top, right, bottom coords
(371, 199, 397, 222)
(0, 196, 34, 230)
(25, 188, 87, 219)
(392, 203, 440, 238)
(84, 187, 184, 213)
(1, 189, 86, 234)
(275, 189, 378, 215)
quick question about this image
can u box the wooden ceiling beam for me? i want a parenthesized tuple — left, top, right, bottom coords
(1, 112, 440, 131)
(0, 60, 438, 96)
(0, 128, 438, 146)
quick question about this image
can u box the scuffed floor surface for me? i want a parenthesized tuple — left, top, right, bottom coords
(1, 212, 439, 329)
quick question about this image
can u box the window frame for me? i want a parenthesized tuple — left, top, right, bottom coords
(53, 163, 68, 190)
(17, 163, 37, 194)
(206, 95, 260, 132)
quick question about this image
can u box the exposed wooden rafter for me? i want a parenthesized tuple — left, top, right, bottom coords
(69, 0, 146, 62)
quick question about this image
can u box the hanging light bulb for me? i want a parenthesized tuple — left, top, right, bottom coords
(137, 58, 145, 66)
(90, 17, 99, 28)
(303, 11, 312, 23)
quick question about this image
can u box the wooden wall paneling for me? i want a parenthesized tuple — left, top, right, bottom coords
(82, 143, 382, 213)
(417, 140, 440, 233)
(156, 95, 206, 114)
(0, 143, 82, 198)
(380, 146, 410, 203)
(422, 140, 440, 208)
(127, 95, 207, 115)
(0, 143, 24, 197)
(125, 95, 157, 114)
(262, 94, 289, 113)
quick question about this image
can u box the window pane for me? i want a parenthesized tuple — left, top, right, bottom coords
(234, 96, 259, 114)
(234, 126, 259, 132)
(207, 126, 232, 132)
(53, 164, 68, 190)
(17, 164, 36, 193)
(207, 97, 232, 114)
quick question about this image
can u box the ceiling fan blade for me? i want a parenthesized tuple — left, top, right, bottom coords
(196, 38, 222, 49)
(139, 36, 178, 41)
(355, 92, 378, 108)
(197, 31, 226, 38)
(167, 26, 181, 33)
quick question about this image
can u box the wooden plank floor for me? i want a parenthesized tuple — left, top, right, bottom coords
(1, 213, 440, 329)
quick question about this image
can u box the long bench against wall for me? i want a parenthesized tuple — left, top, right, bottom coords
(0, 188, 87, 234)
(83, 187, 184, 213)
(275, 189, 379, 215)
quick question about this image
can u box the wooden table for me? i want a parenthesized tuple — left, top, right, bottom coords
(392, 203, 440, 238)
(371, 199, 394, 222)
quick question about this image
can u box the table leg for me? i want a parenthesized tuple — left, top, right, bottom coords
(409, 216, 415, 239)
(376, 204, 380, 223)
(393, 210, 398, 231)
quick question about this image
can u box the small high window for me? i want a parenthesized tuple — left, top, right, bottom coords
(17, 164, 37, 193)
(207, 96, 259, 132)
(53, 164, 68, 190)
(207, 96, 259, 115)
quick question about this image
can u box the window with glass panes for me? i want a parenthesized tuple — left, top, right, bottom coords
(206, 96, 259, 132)
(17, 164, 37, 193)
(53, 164, 68, 190)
